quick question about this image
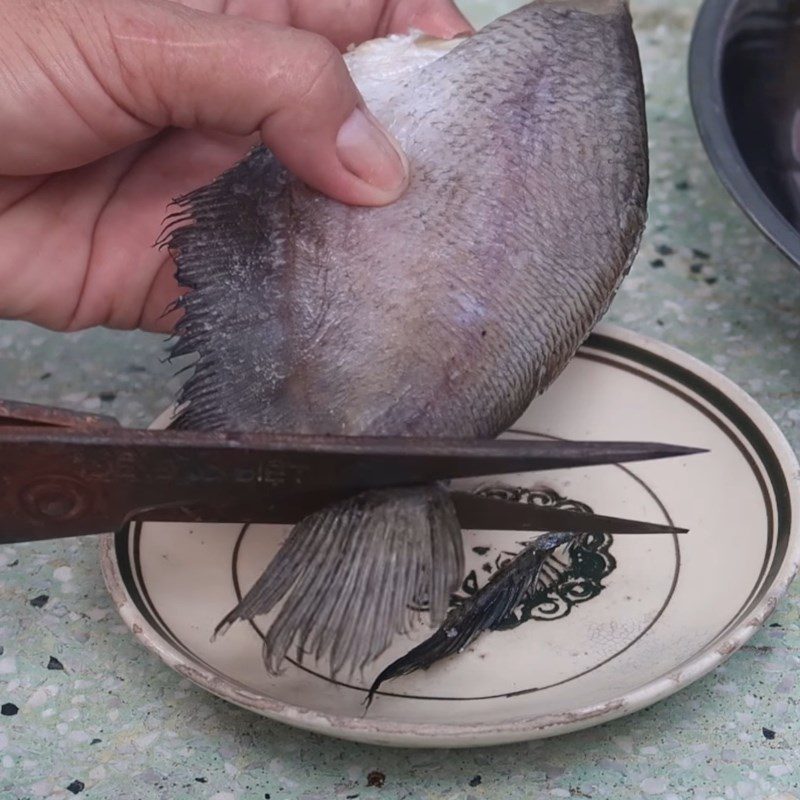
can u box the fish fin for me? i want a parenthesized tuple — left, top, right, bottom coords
(216, 485, 464, 678)
(365, 532, 576, 706)
(159, 145, 293, 432)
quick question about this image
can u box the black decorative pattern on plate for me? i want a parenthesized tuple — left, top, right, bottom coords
(453, 486, 616, 627)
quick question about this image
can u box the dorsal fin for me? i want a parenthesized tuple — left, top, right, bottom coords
(161, 146, 294, 431)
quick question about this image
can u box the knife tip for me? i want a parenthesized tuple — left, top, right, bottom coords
(631, 442, 708, 458)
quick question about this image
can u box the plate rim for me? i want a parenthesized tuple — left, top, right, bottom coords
(99, 323, 800, 747)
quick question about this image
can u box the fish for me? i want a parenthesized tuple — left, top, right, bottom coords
(162, 0, 649, 681)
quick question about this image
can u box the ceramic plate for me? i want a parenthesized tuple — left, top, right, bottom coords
(100, 324, 800, 748)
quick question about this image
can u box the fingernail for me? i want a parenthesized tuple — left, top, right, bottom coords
(336, 107, 408, 197)
(448, 24, 476, 37)
(432, 19, 475, 38)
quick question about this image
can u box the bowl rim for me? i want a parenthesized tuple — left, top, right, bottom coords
(99, 324, 800, 747)
(688, 0, 800, 269)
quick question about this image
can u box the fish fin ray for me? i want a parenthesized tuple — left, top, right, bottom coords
(215, 485, 464, 678)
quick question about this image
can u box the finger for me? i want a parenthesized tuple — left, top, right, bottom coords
(382, 0, 474, 38)
(284, 0, 473, 51)
(110, 0, 410, 206)
(168, 0, 291, 25)
(1, 0, 408, 207)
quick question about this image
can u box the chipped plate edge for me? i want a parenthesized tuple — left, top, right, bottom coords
(99, 323, 800, 748)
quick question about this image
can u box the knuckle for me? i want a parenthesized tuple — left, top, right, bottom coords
(291, 34, 343, 104)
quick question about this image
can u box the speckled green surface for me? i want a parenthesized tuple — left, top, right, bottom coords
(1, 1, 799, 798)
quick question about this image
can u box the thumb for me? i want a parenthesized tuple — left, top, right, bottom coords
(3, 0, 409, 207)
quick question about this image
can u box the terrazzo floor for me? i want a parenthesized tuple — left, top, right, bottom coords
(1, 0, 799, 798)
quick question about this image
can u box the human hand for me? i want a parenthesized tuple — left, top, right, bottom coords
(0, 0, 471, 332)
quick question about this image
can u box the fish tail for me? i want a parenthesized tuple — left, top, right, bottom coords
(214, 485, 464, 678)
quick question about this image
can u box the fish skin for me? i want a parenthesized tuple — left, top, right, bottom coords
(164, 0, 648, 677)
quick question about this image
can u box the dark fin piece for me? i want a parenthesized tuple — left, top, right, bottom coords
(157, 145, 292, 432)
(215, 485, 464, 678)
(364, 531, 577, 708)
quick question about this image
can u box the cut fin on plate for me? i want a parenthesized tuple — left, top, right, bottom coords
(365, 531, 579, 707)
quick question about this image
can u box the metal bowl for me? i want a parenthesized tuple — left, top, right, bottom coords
(688, 0, 800, 268)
